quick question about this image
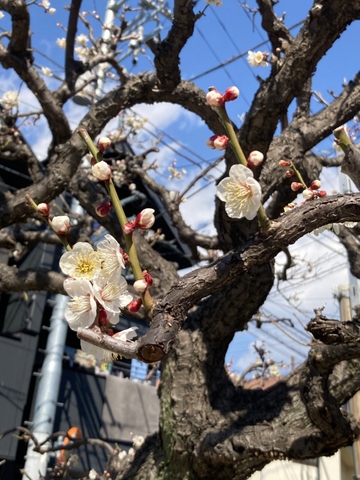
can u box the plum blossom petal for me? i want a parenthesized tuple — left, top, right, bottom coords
(93, 276, 133, 313)
(60, 242, 102, 280)
(96, 234, 125, 281)
(64, 278, 97, 331)
(216, 164, 261, 220)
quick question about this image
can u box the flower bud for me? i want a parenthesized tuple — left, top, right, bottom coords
(97, 136, 112, 152)
(279, 160, 291, 167)
(135, 208, 155, 230)
(51, 215, 70, 235)
(123, 220, 136, 235)
(302, 188, 314, 200)
(128, 298, 142, 313)
(133, 279, 148, 293)
(310, 180, 321, 190)
(247, 150, 264, 167)
(95, 200, 112, 217)
(37, 203, 50, 217)
(317, 190, 327, 197)
(291, 182, 303, 192)
(223, 86, 240, 102)
(206, 135, 217, 149)
(206, 88, 224, 107)
(143, 270, 153, 287)
(210, 135, 229, 150)
(92, 161, 112, 181)
(285, 170, 295, 178)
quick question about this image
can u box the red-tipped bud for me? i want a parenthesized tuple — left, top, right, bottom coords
(37, 203, 50, 217)
(317, 190, 327, 197)
(135, 208, 155, 230)
(123, 220, 136, 235)
(98, 309, 110, 327)
(51, 215, 70, 235)
(206, 88, 224, 107)
(279, 160, 291, 167)
(223, 86, 240, 102)
(128, 298, 142, 313)
(302, 188, 314, 200)
(120, 248, 129, 263)
(206, 135, 229, 151)
(285, 169, 295, 178)
(247, 150, 264, 167)
(143, 270, 153, 287)
(92, 161, 112, 181)
(97, 136, 112, 152)
(291, 182, 303, 192)
(95, 200, 112, 217)
(90, 156, 96, 166)
(310, 180, 321, 190)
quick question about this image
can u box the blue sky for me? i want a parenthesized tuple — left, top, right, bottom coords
(1, 0, 359, 375)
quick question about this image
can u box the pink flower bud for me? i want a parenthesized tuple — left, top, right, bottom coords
(317, 190, 327, 197)
(285, 170, 295, 178)
(97, 136, 112, 152)
(95, 200, 112, 217)
(51, 215, 70, 235)
(37, 203, 50, 217)
(310, 180, 321, 190)
(223, 86, 240, 102)
(92, 161, 112, 181)
(143, 270, 153, 287)
(247, 150, 264, 167)
(302, 188, 314, 200)
(123, 220, 136, 235)
(291, 182, 303, 192)
(135, 208, 155, 230)
(206, 135, 217, 149)
(128, 298, 142, 313)
(133, 279, 148, 293)
(279, 160, 291, 167)
(213, 135, 229, 150)
(206, 89, 224, 107)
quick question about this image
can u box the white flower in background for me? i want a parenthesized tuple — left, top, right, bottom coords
(247, 50, 268, 67)
(204, 0, 223, 6)
(88, 469, 99, 480)
(48, 8, 56, 14)
(313, 221, 357, 236)
(80, 327, 138, 361)
(0, 90, 19, 108)
(75, 46, 91, 61)
(216, 164, 262, 220)
(97, 234, 126, 281)
(132, 435, 145, 448)
(41, 67, 53, 77)
(60, 242, 102, 280)
(76, 33, 89, 46)
(93, 276, 133, 313)
(118, 450, 127, 460)
(42, 0, 50, 8)
(0, 12, 4, 19)
(56, 37, 66, 49)
(64, 278, 97, 331)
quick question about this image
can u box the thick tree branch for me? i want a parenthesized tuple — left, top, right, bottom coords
(0, 263, 66, 293)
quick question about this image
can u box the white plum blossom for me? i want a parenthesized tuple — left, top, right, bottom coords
(204, 0, 222, 6)
(41, 67, 53, 77)
(64, 278, 97, 331)
(80, 327, 138, 361)
(76, 34, 89, 46)
(216, 164, 262, 220)
(0, 90, 19, 108)
(132, 435, 145, 448)
(93, 276, 133, 313)
(48, 8, 56, 14)
(51, 215, 70, 235)
(56, 37, 66, 49)
(247, 51, 268, 67)
(42, 0, 50, 8)
(60, 242, 102, 280)
(97, 234, 125, 281)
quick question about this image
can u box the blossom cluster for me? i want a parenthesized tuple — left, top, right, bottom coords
(59, 235, 135, 359)
(206, 86, 239, 107)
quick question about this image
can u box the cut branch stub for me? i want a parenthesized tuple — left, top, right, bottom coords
(137, 309, 185, 362)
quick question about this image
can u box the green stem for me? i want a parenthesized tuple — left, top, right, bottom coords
(77, 129, 154, 312)
(333, 125, 351, 153)
(217, 105, 271, 229)
(289, 161, 307, 190)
